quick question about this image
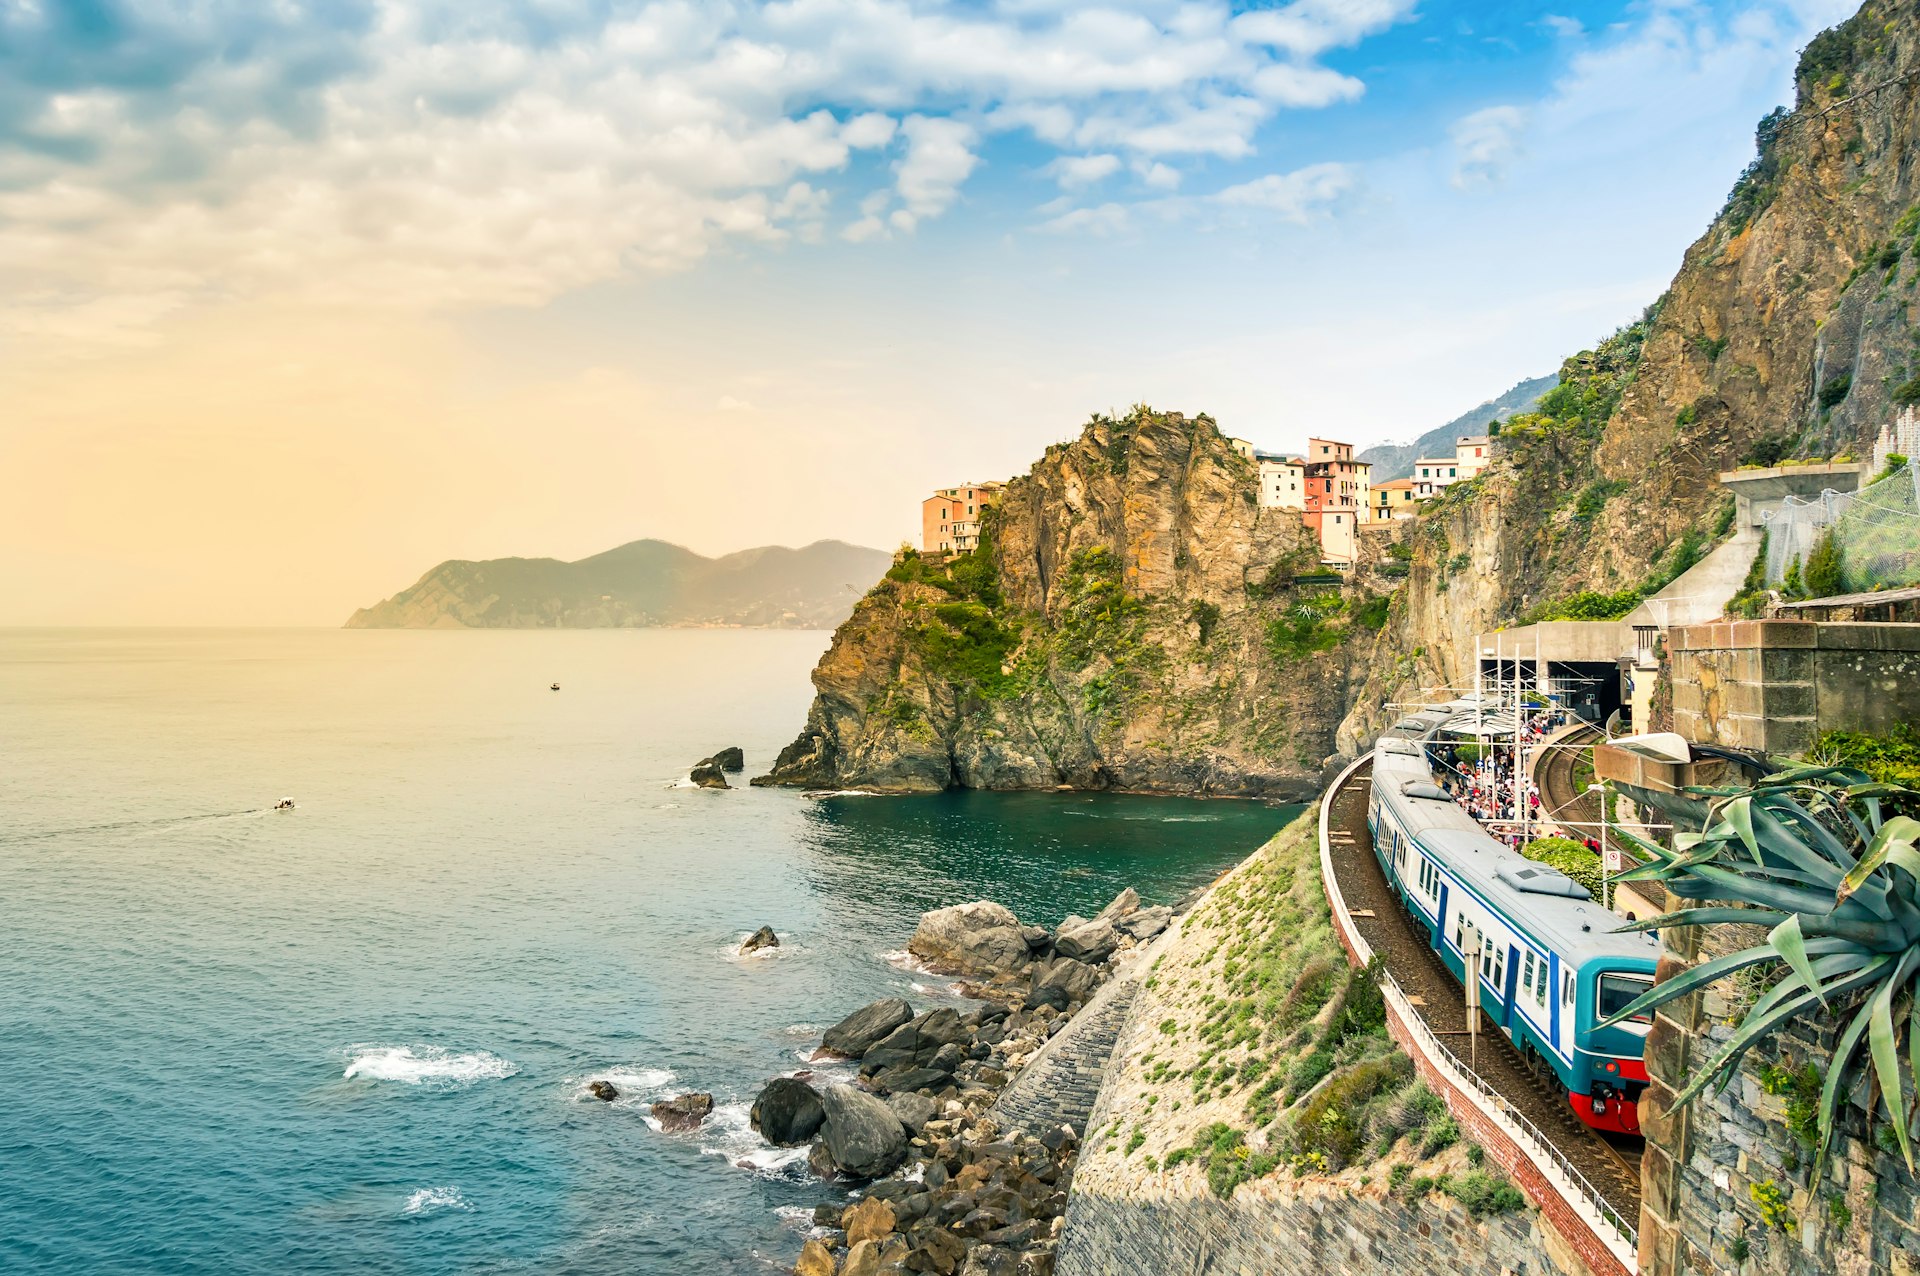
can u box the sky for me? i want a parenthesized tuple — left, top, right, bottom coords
(0, 0, 1861, 625)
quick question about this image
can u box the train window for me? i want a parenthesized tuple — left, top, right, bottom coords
(1522, 951, 1536, 998)
(1489, 945, 1506, 992)
(1597, 974, 1655, 1027)
(1533, 957, 1547, 1007)
(1563, 973, 1573, 1004)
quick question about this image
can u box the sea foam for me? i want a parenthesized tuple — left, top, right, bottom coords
(402, 1186, 471, 1216)
(343, 1045, 517, 1087)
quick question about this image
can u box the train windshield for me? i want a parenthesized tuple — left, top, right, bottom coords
(1597, 973, 1654, 1028)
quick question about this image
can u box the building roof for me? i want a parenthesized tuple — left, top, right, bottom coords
(1375, 478, 1417, 492)
(1414, 457, 1457, 466)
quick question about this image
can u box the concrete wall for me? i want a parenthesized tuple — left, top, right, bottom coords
(1668, 620, 1920, 754)
(1059, 1174, 1579, 1276)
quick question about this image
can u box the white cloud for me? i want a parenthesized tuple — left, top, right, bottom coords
(1449, 105, 1529, 189)
(1038, 203, 1132, 236)
(1211, 162, 1355, 220)
(0, 0, 1415, 343)
(1046, 153, 1123, 189)
(894, 116, 981, 218)
(716, 394, 756, 411)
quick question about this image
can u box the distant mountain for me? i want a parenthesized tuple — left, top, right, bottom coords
(1357, 373, 1558, 482)
(345, 539, 892, 630)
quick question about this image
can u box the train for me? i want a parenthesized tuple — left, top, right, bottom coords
(1366, 700, 1660, 1135)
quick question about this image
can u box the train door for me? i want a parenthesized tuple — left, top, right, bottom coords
(1500, 944, 1519, 1029)
(1432, 883, 1448, 955)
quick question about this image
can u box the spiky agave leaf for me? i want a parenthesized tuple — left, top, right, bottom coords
(1672, 956, 1893, 1109)
(1612, 907, 1788, 935)
(1597, 935, 1859, 1030)
(1867, 950, 1920, 1174)
(1838, 816, 1920, 903)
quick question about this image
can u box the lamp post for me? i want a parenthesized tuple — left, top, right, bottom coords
(1589, 781, 1608, 909)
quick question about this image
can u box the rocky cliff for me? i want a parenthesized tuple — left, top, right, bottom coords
(758, 410, 1391, 796)
(345, 538, 889, 629)
(766, 2, 1920, 792)
(1338, 0, 1920, 751)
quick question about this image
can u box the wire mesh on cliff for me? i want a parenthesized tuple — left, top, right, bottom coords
(1764, 458, 1920, 592)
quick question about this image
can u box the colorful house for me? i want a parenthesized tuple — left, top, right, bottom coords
(921, 482, 1002, 554)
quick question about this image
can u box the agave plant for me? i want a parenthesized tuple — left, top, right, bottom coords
(1601, 761, 1920, 1178)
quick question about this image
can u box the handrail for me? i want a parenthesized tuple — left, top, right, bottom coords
(1318, 757, 1639, 1266)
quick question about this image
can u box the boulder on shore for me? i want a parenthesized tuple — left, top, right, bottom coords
(1025, 957, 1098, 1011)
(587, 1080, 619, 1102)
(690, 759, 730, 788)
(908, 901, 1031, 977)
(739, 925, 780, 955)
(1052, 915, 1117, 963)
(1118, 905, 1172, 941)
(818, 1084, 908, 1178)
(1095, 887, 1140, 922)
(821, 997, 914, 1058)
(859, 1008, 969, 1074)
(751, 1077, 826, 1146)
(650, 1091, 714, 1132)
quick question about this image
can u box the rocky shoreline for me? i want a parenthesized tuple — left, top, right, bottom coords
(763, 887, 1183, 1276)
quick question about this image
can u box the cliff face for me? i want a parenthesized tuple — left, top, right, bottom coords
(759, 411, 1390, 796)
(345, 538, 890, 629)
(1339, 1, 1920, 751)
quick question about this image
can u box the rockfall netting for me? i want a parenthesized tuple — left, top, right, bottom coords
(1764, 458, 1920, 592)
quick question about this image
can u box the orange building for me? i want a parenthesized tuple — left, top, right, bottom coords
(1301, 438, 1371, 564)
(921, 482, 1002, 554)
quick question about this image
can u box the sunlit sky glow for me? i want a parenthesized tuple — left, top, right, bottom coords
(0, 0, 1856, 624)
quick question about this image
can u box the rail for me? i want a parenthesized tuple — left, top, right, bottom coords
(1319, 756, 1639, 1270)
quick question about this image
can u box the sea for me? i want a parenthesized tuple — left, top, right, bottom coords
(0, 629, 1298, 1275)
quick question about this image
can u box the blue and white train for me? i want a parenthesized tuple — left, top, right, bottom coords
(1367, 703, 1660, 1135)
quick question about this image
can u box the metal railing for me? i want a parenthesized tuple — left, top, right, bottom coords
(1318, 758, 1640, 1265)
(1376, 962, 1641, 1252)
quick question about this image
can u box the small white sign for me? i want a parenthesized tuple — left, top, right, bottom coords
(1604, 849, 1629, 874)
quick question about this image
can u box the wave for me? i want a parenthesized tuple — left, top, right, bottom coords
(696, 1102, 813, 1181)
(402, 1186, 471, 1216)
(343, 1045, 518, 1088)
(878, 949, 936, 975)
(719, 935, 805, 965)
(572, 1066, 677, 1106)
(804, 789, 880, 799)
(7, 807, 269, 846)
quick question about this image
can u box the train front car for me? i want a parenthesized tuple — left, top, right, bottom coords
(1367, 703, 1660, 1140)
(1568, 957, 1658, 1135)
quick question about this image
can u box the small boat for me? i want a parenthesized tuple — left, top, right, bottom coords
(273, 798, 295, 810)
(550, 682, 561, 691)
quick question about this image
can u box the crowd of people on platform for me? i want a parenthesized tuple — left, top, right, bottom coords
(1433, 709, 1578, 849)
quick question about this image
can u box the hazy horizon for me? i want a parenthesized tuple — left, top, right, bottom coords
(0, 0, 1854, 625)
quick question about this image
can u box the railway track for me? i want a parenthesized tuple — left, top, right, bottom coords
(1325, 764, 1645, 1224)
(1537, 724, 1604, 838)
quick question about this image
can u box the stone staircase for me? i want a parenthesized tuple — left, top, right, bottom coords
(990, 975, 1142, 1138)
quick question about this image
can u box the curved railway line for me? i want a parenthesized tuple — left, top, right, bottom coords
(1537, 723, 1605, 838)
(1325, 762, 1644, 1227)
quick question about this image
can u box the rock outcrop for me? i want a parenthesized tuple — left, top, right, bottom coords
(821, 997, 916, 1058)
(751, 1077, 826, 1146)
(1338, 2, 1920, 750)
(689, 759, 729, 789)
(817, 1084, 910, 1179)
(650, 1091, 714, 1132)
(757, 410, 1386, 796)
(738, 925, 778, 954)
(908, 902, 1034, 977)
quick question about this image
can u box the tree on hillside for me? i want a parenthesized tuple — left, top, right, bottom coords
(1804, 528, 1848, 599)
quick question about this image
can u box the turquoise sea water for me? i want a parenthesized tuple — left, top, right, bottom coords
(0, 629, 1297, 1274)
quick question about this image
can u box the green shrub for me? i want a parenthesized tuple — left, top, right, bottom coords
(1815, 723, 1920, 787)
(1291, 1054, 1412, 1168)
(1802, 527, 1847, 598)
(1187, 599, 1223, 645)
(1573, 478, 1629, 521)
(1523, 836, 1603, 897)
(1727, 528, 1771, 618)
(1523, 588, 1644, 622)
(1420, 1115, 1460, 1158)
(1818, 372, 1853, 409)
(1445, 1170, 1528, 1217)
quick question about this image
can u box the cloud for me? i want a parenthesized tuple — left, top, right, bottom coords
(1211, 162, 1356, 219)
(0, 0, 1416, 343)
(1045, 153, 1123, 189)
(1449, 105, 1528, 188)
(716, 394, 756, 411)
(894, 116, 980, 217)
